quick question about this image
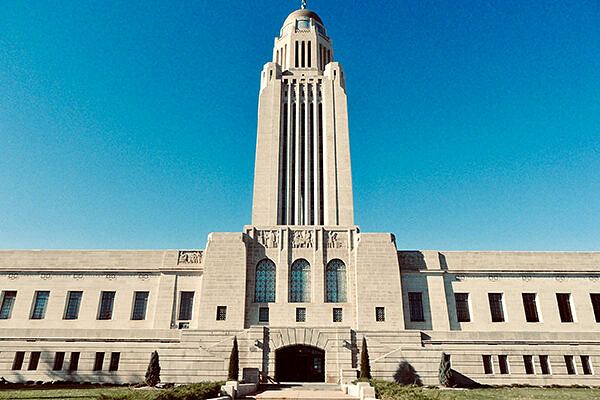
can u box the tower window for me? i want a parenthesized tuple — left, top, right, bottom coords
(30, 290, 50, 319)
(216, 306, 227, 321)
(488, 293, 505, 322)
(454, 293, 470, 322)
(289, 259, 311, 302)
(132, 291, 149, 320)
(522, 293, 540, 322)
(376, 307, 385, 322)
(408, 292, 424, 322)
(307, 41, 311, 68)
(556, 293, 574, 322)
(178, 291, 195, 320)
(301, 41, 305, 68)
(259, 307, 269, 322)
(325, 259, 347, 302)
(333, 308, 342, 322)
(255, 259, 276, 302)
(296, 307, 306, 322)
(0, 291, 17, 319)
(295, 41, 299, 68)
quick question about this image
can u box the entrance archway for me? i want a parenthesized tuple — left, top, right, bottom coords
(275, 345, 325, 382)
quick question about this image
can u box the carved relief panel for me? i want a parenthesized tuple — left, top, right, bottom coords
(178, 250, 203, 264)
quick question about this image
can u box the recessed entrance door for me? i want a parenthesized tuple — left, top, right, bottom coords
(275, 345, 325, 382)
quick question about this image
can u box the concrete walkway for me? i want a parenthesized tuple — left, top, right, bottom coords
(248, 383, 359, 400)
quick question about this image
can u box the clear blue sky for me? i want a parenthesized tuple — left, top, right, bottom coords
(1, 1, 598, 250)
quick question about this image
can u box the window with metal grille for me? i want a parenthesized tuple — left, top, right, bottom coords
(375, 307, 385, 322)
(564, 355, 576, 375)
(255, 259, 276, 303)
(482, 355, 493, 374)
(556, 293, 574, 322)
(488, 293, 505, 322)
(498, 355, 509, 374)
(0, 291, 17, 319)
(12, 352, 24, 370)
(590, 294, 600, 323)
(132, 291, 149, 320)
(178, 291, 194, 320)
(296, 307, 306, 322)
(216, 306, 227, 321)
(53, 352, 65, 371)
(333, 308, 342, 322)
(98, 291, 115, 320)
(522, 293, 540, 322)
(259, 307, 269, 322)
(68, 352, 80, 371)
(64, 291, 82, 320)
(539, 355, 551, 375)
(289, 259, 311, 302)
(581, 355, 593, 375)
(408, 292, 424, 322)
(109, 352, 120, 371)
(28, 352, 40, 370)
(523, 355, 535, 375)
(178, 322, 189, 329)
(31, 291, 50, 319)
(454, 293, 470, 322)
(325, 259, 347, 303)
(93, 352, 104, 371)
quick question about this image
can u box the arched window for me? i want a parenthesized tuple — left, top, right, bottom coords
(325, 259, 347, 302)
(255, 259, 276, 303)
(289, 259, 311, 302)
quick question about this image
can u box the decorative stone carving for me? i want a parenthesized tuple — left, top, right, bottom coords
(105, 273, 116, 280)
(257, 230, 279, 248)
(455, 274, 466, 281)
(291, 230, 313, 248)
(488, 274, 500, 282)
(178, 250, 202, 264)
(7, 273, 18, 280)
(73, 273, 84, 280)
(555, 275, 567, 282)
(326, 231, 347, 248)
(589, 275, 600, 283)
(522, 275, 533, 282)
(40, 273, 52, 280)
(138, 273, 150, 281)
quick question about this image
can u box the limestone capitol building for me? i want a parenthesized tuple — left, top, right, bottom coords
(1, 6, 600, 386)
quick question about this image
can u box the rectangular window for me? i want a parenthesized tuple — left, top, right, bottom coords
(259, 307, 269, 322)
(482, 355, 493, 374)
(375, 307, 385, 322)
(64, 291, 83, 320)
(590, 294, 600, 323)
(216, 305, 227, 321)
(98, 291, 115, 320)
(131, 291, 149, 320)
(523, 355, 535, 375)
(12, 352, 25, 370)
(93, 352, 104, 371)
(581, 355, 593, 375)
(0, 291, 17, 319)
(556, 293, 574, 322)
(296, 307, 306, 322)
(522, 293, 540, 322)
(68, 352, 80, 371)
(30, 290, 50, 319)
(178, 322, 189, 329)
(498, 355, 509, 374)
(28, 351, 41, 370)
(408, 292, 424, 322)
(539, 355, 551, 375)
(454, 293, 470, 322)
(564, 355, 576, 375)
(488, 293, 505, 322)
(53, 352, 65, 371)
(333, 308, 342, 322)
(109, 352, 120, 371)
(178, 291, 194, 320)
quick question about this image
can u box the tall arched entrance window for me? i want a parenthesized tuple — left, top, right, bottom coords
(289, 259, 311, 302)
(325, 259, 347, 302)
(255, 259, 276, 302)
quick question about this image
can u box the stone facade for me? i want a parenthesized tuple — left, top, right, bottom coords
(1, 7, 599, 387)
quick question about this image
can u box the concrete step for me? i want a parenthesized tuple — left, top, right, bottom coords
(251, 384, 357, 400)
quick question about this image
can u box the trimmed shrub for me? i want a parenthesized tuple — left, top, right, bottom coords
(438, 353, 453, 387)
(155, 381, 226, 400)
(228, 337, 239, 381)
(360, 337, 372, 379)
(393, 360, 422, 386)
(369, 379, 438, 400)
(145, 350, 161, 387)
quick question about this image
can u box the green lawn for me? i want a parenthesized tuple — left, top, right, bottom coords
(0, 386, 157, 400)
(436, 387, 600, 399)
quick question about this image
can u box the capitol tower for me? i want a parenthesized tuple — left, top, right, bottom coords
(252, 6, 353, 226)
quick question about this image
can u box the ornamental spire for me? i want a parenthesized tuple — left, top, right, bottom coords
(301, 0, 306, 9)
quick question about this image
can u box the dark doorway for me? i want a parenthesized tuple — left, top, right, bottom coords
(275, 345, 325, 382)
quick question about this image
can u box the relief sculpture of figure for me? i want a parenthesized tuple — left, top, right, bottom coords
(292, 230, 313, 248)
(327, 232, 338, 248)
